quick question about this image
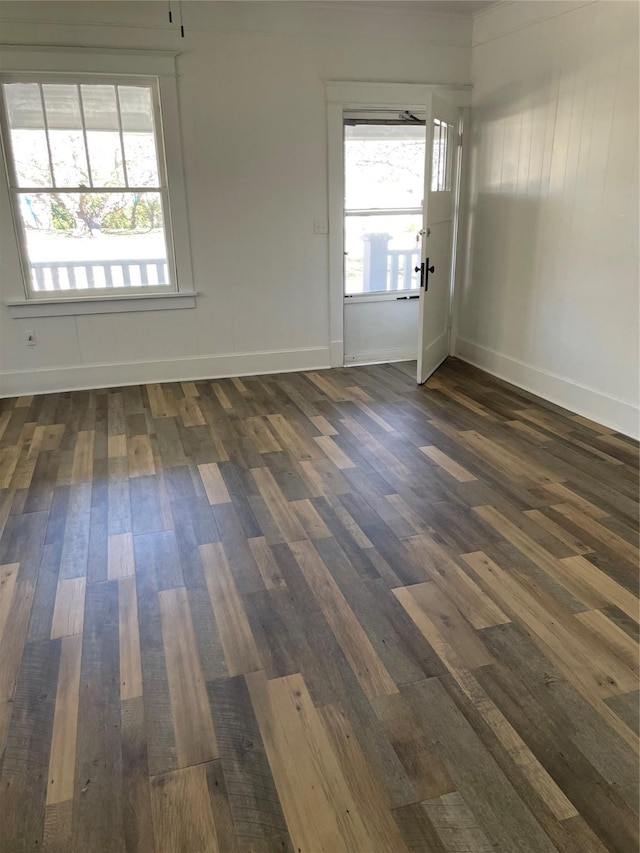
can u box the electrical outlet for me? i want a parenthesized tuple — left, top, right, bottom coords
(26, 330, 36, 347)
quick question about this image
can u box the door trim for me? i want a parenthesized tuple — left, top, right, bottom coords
(327, 81, 471, 368)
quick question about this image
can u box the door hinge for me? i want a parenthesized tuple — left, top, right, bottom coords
(458, 133, 463, 147)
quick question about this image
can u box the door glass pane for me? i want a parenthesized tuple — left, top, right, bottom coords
(42, 84, 90, 186)
(118, 85, 160, 187)
(345, 123, 425, 209)
(431, 119, 453, 192)
(80, 84, 125, 187)
(18, 191, 170, 291)
(345, 213, 422, 295)
(2, 83, 52, 187)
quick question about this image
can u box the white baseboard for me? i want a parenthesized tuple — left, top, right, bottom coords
(455, 338, 639, 440)
(344, 346, 416, 365)
(0, 346, 331, 398)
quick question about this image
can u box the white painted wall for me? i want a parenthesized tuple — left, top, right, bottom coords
(0, 1, 472, 395)
(456, 0, 639, 437)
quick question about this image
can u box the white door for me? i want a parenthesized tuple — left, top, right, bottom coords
(417, 94, 461, 384)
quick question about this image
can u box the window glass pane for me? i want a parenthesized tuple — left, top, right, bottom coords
(18, 191, 170, 291)
(431, 120, 440, 192)
(431, 119, 453, 192)
(117, 86, 160, 187)
(80, 84, 125, 187)
(440, 123, 448, 189)
(2, 83, 52, 187)
(345, 213, 421, 295)
(445, 122, 454, 190)
(344, 124, 425, 210)
(42, 84, 90, 186)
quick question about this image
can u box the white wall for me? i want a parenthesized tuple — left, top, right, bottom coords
(456, 0, 639, 437)
(0, 1, 472, 395)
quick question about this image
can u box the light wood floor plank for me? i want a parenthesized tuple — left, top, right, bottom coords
(251, 466, 308, 541)
(247, 670, 401, 852)
(70, 431, 95, 485)
(290, 539, 398, 700)
(198, 462, 231, 505)
(118, 576, 143, 701)
(0, 563, 20, 642)
(150, 764, 219, 853)
(0, 581, 35, 702)
(559, 555, 639, 621)
(313, 435, 356, 470)
(200, 542, 261, 676)
(127, 434, 156, 478)
(420, 445, 477, 482)
(552, 503, 639, 565)
(158, 587, 218, 768)
(51, 577, 86, 640)
(107, 532, 135, 580)
(247, 536, 287, 590)
(403, 535, 510, 630)
(47, 635, 83, 804)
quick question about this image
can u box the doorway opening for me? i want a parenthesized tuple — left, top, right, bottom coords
(328, 85, 464, 385)
(343, 112, 426, 365)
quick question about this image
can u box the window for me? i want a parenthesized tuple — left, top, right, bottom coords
(431, 118, 453, 192)
(0, 76, 176, 298)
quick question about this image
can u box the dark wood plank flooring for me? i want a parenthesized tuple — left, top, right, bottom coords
(0, 357, 638, 852)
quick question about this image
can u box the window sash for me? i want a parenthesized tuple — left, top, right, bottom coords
(345, 207, 422, 216)
(0, 72, 178, 298)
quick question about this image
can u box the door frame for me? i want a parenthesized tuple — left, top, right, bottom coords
(327, 81, 471, 368)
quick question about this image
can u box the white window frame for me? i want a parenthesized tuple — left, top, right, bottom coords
(0, 46, 195, 317)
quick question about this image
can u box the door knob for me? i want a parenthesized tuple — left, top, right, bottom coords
(416, 263, 436, 276)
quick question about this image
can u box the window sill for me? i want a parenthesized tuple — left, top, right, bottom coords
(344, 292, 419, 304)
(6, 290, 197, 318)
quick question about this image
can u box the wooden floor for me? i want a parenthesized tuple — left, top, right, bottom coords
(0, 358, 638, 853)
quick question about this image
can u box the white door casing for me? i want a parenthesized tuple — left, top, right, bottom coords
(326, 82, 469, 374)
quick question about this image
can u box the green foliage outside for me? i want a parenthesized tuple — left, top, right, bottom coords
(46, 193, 163, 235)
(51, 200, 75, 231)
(101, 206, 131, 231)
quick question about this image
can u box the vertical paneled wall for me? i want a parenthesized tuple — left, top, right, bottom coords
(457, 1, 639, 436)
